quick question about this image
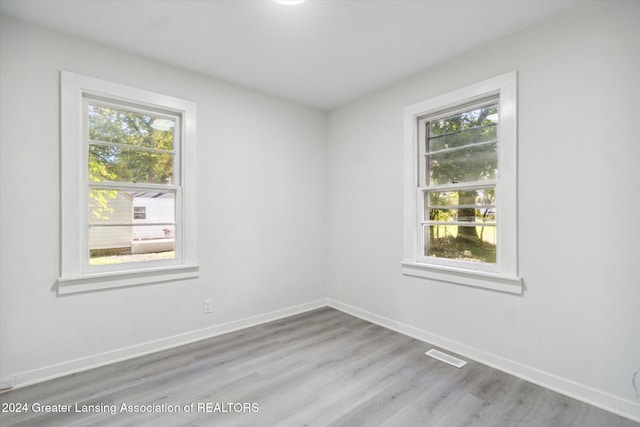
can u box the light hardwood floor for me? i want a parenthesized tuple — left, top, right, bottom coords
(0, 307, 637, 426)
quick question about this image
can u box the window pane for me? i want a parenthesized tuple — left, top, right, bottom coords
(426, 188, 496, 223)
(428, 142, 497, 185)
(427, 188, 496, 207)
(89, 226, 175, 266)
(428, 122, 496, 152)
(427, 208, 496, 224)
(88, 104, 175, 151)
(89, 145, 174, 184)
(424, 224, 496, 263)
(89, 190, 174, 224)
(428, 103, 498, 138)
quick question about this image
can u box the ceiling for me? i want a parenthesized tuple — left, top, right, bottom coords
(0, 0, 587, 110)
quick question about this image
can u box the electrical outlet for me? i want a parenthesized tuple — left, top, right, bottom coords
(0, 377, 15, 390)
(204, 299, 213, 314)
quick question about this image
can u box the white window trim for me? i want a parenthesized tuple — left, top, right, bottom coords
(58, 71, 198, 294)
(401, 71, 522, 294)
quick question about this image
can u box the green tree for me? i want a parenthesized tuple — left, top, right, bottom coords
(87, 104, 175, 221)
(88, 105, 174, 185)
(427, 104, 498, 261)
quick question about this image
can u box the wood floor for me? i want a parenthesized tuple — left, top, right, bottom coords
(0, 307, 637, 426)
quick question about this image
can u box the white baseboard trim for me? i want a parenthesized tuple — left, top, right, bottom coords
(327, 298, 640, 423)
(2, 298, 328, 392)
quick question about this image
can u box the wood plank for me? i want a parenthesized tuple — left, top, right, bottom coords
(0, 308, 637, 426)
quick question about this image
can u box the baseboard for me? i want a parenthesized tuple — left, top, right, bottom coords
(327, 298, 640, 423)
(2, 298, 328, 392)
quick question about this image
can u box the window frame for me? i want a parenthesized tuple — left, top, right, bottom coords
(58, 71, 198, 294)
(401, 71, 522, 294)
(85, 97, 182, 274)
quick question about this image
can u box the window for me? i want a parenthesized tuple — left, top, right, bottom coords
(87, 100, 178, 266)
(402, 71, 522, 293)
(58, 71, 198, 294)
(133, 206, 146, 220)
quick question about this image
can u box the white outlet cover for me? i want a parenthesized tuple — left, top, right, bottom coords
(204, 299, 213, 313)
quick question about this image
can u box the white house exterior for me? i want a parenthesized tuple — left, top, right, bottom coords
(89, 191, 175, 254)
(131, 192, 175, 254)
(89, 191, 133, 252)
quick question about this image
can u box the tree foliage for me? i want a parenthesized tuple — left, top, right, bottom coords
(87, 104, 175, 220)
(88, 104, 174, 185)
(428, 104, 497, 186)
(426, 103, 498, 262)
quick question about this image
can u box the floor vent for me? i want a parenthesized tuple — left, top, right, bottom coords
(425, 349, 467, 368)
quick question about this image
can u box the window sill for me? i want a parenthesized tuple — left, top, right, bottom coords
(57, 264, 199, 295)
(401, 260, 522, 295)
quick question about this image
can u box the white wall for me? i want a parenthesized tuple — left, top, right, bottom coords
(1, 1, 639, 422)
(0, 16, 326, 384)
(326, 2, 639, 420)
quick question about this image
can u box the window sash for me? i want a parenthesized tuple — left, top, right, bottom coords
(416, 188, 498, 271)
(84, 97, 182, 185)
(418, 97, 499, 184)
(84, 188, 183, 273)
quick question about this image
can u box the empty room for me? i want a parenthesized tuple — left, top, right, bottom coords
(0, 0, 638, 425)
